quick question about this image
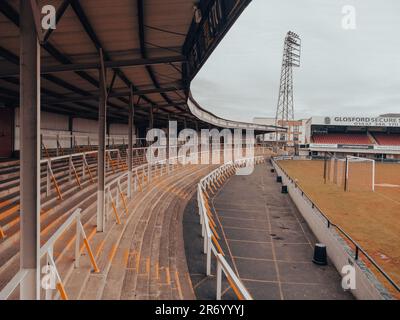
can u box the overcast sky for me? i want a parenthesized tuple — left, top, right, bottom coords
(191, 0, 400, 122)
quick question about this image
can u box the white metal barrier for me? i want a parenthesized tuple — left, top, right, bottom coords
(0, 208, 99, 300)
(0, 147, 269, 300)
(102, 149, 270, 232)
(40, 149, 121, 200)
(197, 156, 266, 300)
(103, 152, 191, 227)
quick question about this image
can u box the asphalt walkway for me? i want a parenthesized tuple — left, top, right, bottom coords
(184, 161, 353, 300)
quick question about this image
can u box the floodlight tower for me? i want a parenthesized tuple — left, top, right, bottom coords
(275, 31, 301, 151)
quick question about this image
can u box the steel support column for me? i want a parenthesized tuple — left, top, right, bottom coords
(127, 86, 134, 198)
(149, 105, 154, 130)
(19, 0, 41, 300)
(97, 49, 107, 232)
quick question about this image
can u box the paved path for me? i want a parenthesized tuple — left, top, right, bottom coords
(185, 162, 353, 300)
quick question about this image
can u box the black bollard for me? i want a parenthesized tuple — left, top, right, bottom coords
(270, 169, 275, 173)
(312, 243, 328, 266)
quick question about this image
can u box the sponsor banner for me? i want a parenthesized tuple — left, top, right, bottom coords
(310, 143, 400, 152)
(338, 144, 374, 150)
(374, 145, 400, 151)
(312, 116, 400, 127)
(309, 143, 338, 148)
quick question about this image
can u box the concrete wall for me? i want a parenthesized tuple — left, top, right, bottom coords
(14, 108, 136, 150)
(272, 159, 392, 300)
(15, 108, 71, 150)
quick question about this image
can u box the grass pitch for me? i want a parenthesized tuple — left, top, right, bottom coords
(278, 160, 400, 298)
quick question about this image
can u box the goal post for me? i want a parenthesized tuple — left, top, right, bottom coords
(325, 156, 375, 192)
(345, 156, 375, 192)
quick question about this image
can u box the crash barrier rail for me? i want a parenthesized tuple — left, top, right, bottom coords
(0, 149, 121, 239)
(95, 146, 273, 233)
(0, 208, 99, 300)
(0, 146, 269, 238)
(39, 147, 149, 201)
(40, 149, 121, 201)
(41, 132, 273, 158)
(0, 147, 270, 299)
(103, 147, 270, 231)
(102, 150, 214, 228)
(197, 156, 266, 300)
(272, 156, 400, 294)
(103, 154, 181, 226)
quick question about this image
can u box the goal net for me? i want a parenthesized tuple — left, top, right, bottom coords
(326, 156, 375, 192)
(327, 157, 346, 186)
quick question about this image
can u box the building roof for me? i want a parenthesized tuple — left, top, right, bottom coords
(0, 0, 283, 133)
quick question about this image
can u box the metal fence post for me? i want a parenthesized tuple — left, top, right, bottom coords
(216, 260, 222, 300)
(46, 161, 51, 196)
(206, 238, 211, 276)
(68, 156, 72, 183)
(75, 214, 81, 268)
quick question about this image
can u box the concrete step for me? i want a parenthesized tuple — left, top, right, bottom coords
(63, 165, 202, 300)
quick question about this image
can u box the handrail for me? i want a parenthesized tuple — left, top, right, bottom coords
(272, 156, 400, 293)
(103, 150, 196, 225)
(213, 249, 253, 300)
(0, 208, 99, 300)
(102, 148, 269, 230)
(39, 210, 80, 257)
(40, 148, 120, 164)
(39, 149, 122, 201)
(0, 147, 269, 299)
(197, 156, 266, 300)
(105, 146, 265, 192)
(0, 270, 29, 300)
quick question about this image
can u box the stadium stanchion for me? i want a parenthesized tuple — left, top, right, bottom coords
(355, 247, 360, 261)
(344, 157, 349, 192)
(324, 152, 328, 184)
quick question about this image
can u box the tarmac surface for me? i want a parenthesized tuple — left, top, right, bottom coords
(184, 161, 353, 300)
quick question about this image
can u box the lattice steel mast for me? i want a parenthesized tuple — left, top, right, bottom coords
(275, 31, 301, 146)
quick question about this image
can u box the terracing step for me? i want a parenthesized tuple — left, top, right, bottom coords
(0, 162, 141, 291)
(0, 153, 143, 229)
(0, 168, 127, 290)
(0, 159, 126, 238)
(61, 164, 215, 300)
(66, 167, 194, 300)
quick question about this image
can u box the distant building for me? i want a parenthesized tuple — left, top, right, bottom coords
(299, 115, 400, 160)
(253, 117, 307, 146)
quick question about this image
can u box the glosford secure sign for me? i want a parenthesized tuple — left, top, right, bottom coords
(313, 116, 400, 127)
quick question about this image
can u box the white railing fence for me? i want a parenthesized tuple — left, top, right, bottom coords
(0, 208, 99, 300)
(1, 147, 270, 300)
(197, 156, 266, 300)
(40, 149, 121, 200)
